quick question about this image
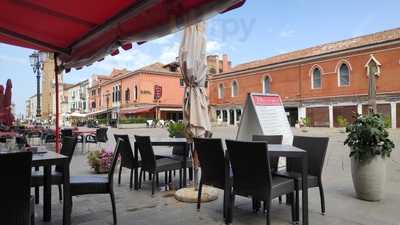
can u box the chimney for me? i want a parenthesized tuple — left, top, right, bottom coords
(222, 54, 230, 72)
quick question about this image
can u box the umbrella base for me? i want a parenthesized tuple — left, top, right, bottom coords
(174, 186, 218, 203)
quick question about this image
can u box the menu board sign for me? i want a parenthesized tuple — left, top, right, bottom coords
(236, 93, 293, 145)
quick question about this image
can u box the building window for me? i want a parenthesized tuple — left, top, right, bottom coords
(91, 102, 96, 109)
(218, 83, 224, 99)
(205, 80, 208, 88)
(91, 90, 96, 96)
(338, 63, 350, 86)
(179, 79, 185, 87)
(134, 85, 138, 100)
(125, 88, 130, 101)
(262, 76, 270, 94)
(312, 68, 321, 89)
(231, 80, 238, 97)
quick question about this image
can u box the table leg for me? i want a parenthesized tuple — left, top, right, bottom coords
(82, 135, 86, 153)
(134, 145, 139, 190)
(182, 143, 189, 187)
(43, 165, 51, 221)
(302, 154, 308, 225)
(63, 162, 71, 225)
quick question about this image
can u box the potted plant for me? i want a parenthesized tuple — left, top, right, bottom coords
(344, 114, 395, 201)
(167, 121, 185, 138)
(87, 149, 114, 173)
(336, 115, 348, 133)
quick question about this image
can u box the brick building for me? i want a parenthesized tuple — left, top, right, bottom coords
(88, 63, 185, 122)
(209, 28, 400, 128)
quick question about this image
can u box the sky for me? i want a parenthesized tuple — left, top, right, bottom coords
(1, 0, 400, 116)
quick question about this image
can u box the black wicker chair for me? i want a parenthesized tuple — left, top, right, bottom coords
(86, 127, 108, 148)
(134, 135, 183, 195)
(252, 135, 283, 172)
(225, 140, 296, 225)
(61, 128, 73, 138)
(194, 137, 230, 221)
(31, 136, 77, 203)
(276, 136, 329, 216)
(0, 151, 35, 225)
(69, 137, 123, 225)
(42, 129, 56, 144)
(113, 134, 138, 189)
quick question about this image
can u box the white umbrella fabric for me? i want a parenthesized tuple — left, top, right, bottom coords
(176, 22, 213, 201)
(179, 22, 211, 139)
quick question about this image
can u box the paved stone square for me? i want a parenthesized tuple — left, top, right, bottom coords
(35, 127, 400, 225)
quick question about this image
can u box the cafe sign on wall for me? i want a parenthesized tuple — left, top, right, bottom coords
(154, 85, 162, 100)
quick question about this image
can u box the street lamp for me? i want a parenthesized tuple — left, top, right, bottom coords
(29, 51, 46, 118)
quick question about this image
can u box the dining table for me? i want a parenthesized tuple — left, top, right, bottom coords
(32, 149, 71, 225)
(133, 137, 191, 189)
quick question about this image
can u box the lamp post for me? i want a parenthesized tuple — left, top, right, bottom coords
(29, 51, 45, 118)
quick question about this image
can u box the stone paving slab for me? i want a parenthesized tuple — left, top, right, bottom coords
(34, 127, 400, 225)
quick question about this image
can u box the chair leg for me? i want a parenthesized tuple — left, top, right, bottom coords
(129, 168, 133, 189)
(295, 189, 300, 222)
(319, 179, 326, 215)
(197, 180, 203, 210)
(35, 187, 39, 204)
(226, 194, 235, 224)
(58, 184, 63, 201)
(118, 165, 122, 185)
(189, 167, 193, 181)
(179, 169, 182, 188)
(288, 192, 296, 223)
(151, 173, 156, 196)
(138, 169, 143, 188)
(164, 171, 168, 191)
(110, 191, 117, 225)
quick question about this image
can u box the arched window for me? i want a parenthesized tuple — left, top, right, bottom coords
(231, 80, 238, 97)
(338, 63, 350, 86)
(218, 83, 224, 99)
(262, 76, 270, 94)
(125, 88, 130, 101)
(312, 68, 321, 89)
(134, 85, 138, 100)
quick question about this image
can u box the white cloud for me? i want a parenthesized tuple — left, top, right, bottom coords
(279, 29, 295, 38)
(158, 42, 180, 64)
(207, 40, 222, 53)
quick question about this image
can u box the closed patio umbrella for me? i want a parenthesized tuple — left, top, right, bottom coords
(175, 22, 215, 202)
(180, 22, 211, 139)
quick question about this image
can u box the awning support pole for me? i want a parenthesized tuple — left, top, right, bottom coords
(54, 53, 61, 153)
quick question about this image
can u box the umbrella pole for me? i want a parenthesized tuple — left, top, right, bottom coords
(54, 54, 60, 153)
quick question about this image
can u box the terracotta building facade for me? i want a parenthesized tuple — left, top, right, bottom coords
(88, 64, 185, 122)
(209, 28, 400, 128)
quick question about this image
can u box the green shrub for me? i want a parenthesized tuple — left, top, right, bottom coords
(97, 118, 108, 125)
(119, 117, 147, 124)
(383, 116, 391, 128)
(300, 117, 311, 127)
(167, 122, 185, 137)
(336, 115, 348, 127)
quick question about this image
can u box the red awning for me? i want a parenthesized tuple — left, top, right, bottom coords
(120, 106, 155, 115)
(0, 0, 245, 71)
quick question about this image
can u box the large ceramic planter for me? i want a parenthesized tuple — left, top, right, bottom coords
(351, 156, 386, 201)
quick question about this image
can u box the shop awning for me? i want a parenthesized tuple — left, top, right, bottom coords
(120, 106, 155, 115)
(87, 108, 112, 116)
(0, 0, 245, 71)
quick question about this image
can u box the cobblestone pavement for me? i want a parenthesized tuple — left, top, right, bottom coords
(35, 127, 400, 225)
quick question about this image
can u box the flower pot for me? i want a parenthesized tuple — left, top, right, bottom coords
(351, 156, 386, 201)
(95, 166, 109, 174)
